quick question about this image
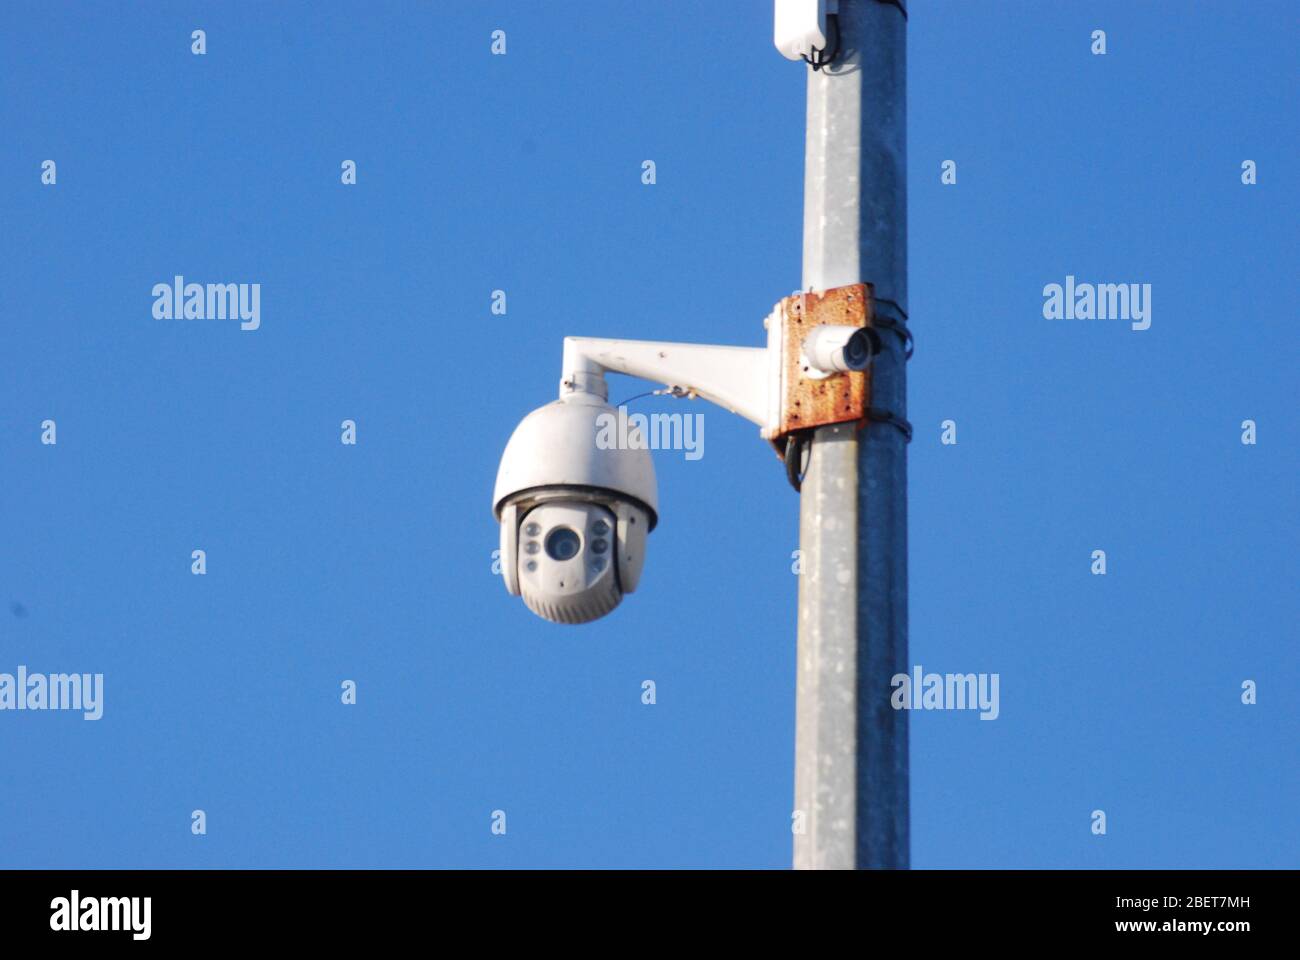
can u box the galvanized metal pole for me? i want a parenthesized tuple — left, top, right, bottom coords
(794, 0, 908, 870)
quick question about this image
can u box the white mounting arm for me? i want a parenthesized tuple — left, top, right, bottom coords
(560, 335, 782, 433)
(559, 312, 874, 441)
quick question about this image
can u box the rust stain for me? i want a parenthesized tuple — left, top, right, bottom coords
(771, 283, 874, 456)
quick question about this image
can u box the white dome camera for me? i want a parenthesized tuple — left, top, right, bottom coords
(493, 390, 658, 624)
(492, 307, 872, 624)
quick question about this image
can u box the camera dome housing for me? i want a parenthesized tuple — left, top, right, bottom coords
(493, 392, 658, 624)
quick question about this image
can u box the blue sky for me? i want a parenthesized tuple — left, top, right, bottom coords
(0, 1, 1295, 868)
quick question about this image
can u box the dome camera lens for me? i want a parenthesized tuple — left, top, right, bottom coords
(544, 527, 582, 561)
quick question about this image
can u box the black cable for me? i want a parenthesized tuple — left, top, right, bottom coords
(866, 406, 913, 442)
(612, 390, 659, 408)
(871, 313, 914, 360)
(872, 297, 909, 320)
(785, 432, 811, 493)
(876, 0, 908, 20)
(803, 0, 907, 74)
(784, 409, 909, 494)
(802, 14, 841, 72)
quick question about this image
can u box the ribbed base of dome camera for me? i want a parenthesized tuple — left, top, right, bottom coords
(521, 578, 622, 624)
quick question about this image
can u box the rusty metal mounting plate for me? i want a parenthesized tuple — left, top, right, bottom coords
(769, 282, 874, 453)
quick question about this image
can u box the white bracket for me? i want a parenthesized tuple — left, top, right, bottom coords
(560, 333, 781, 437)
(559, 282, 876, 447)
